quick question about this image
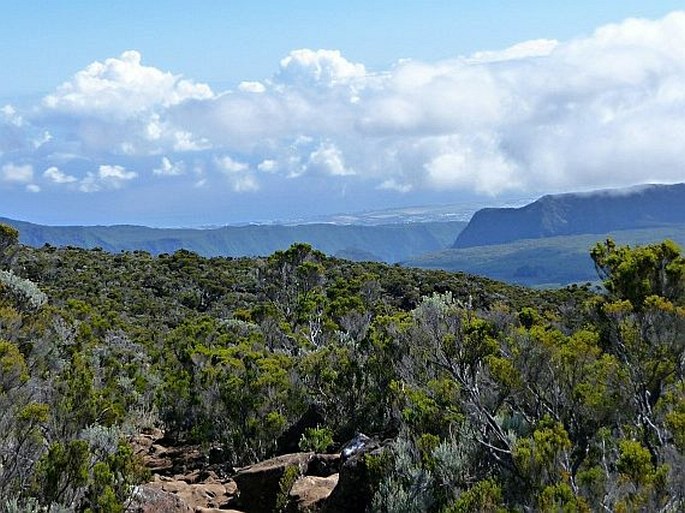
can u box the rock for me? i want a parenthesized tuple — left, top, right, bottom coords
(308, 453, 340, 477)
(143, 427, 165, 439)
(288, 474, 339, 513)
(130, 430, 239, 510)
(128, 484, 193, 513)
(224, 479, 238, 496)
(277, 404, 325, 455)
(138, 441, 210, 477)
(146, 480, 236, 510)
(340, 433, 370, 461)
(195, 508, 245, 513)
(174, 468, 222, 484)
(130, 434, 154, 455)
(323, 439, 383, 513)
(233, 452, 314, 513)
(132, 441, 172, 473)
(145, 455, 174, 472)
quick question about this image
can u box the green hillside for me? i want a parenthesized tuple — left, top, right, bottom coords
(1, 224, 683, 511)
(409, 224, 685, 287)
(0, 217, 466, 263)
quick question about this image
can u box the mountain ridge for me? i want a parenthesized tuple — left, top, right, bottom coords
(453, 182, 685, 248)
(0, 215, 465, 264)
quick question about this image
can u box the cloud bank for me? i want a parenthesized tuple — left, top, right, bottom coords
(2, 12, 685, 217)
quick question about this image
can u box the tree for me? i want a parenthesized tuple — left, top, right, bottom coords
(589, 239, 684, 506)
(0, 224, 19, 268)
(591, 238, 685, 309)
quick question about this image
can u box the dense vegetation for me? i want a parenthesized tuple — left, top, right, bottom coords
(409, 224, 685, 287)
(0, 222, 683, 511)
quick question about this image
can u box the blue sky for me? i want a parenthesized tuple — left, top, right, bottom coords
(2, 1, 685, 226)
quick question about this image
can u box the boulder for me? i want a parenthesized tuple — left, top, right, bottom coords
(322, 438, 383, 513)
(130, 432, 156, 455)
(288, 474, 339, 513)
(195, 509, 245, 513)
(130, 441, 175, 473)
(172, 469, 228, 486)
(146, 478, 236, 510)
(137, 440, 213, 477)
(127, 484, 193, 513)
(340, 433, 371, 461)
(307, 453, 340, 477)
(233, 452, 314, 513)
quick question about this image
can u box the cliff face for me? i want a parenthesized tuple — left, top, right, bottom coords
(453, 183, 685, 248)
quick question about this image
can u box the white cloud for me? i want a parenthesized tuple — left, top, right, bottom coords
(99, 164, 136, 182)
(43, 50, 214, 118)
(173, 130, 210, 152)
(215, 155, 258, 192)
(257, 159, 278, 173)
(353, 11, 685, 193)
(469, 39, 559, 63)
(153, 156, 185, 176)
(423, 135, 520, 194)
(79, 164, 137, 192)
(145, 116, 163, 140)
(7, 11, 685, 203)
(239, 81, 266, 93)
(0, 106, 30, 153)
(32, 131, 52, 149)
(358, 60, 507, 135)
(232, 174, 259, 192)
(378, 179, 412, 193)
(307, 141, 354, 176)
(1, 104, 23, 126)
(44, 166, 77, 184)
(2, 163, 33, 183)
(78, 173, 100, 193)
(26, 184, 40, 193)
(36, 51, 214, 157)
(278, 49, 366, 86)
(215, 155, 249, 174)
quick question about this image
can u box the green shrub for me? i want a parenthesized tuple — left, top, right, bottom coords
(299, 426, 334, 453)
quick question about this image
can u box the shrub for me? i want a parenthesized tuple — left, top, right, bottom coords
(299, 426, 334, 453)
(0, 270, 47, 311)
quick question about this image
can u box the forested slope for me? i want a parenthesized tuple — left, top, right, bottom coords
(0, 222, 683, 512)
(410, 224, 685, 287)
(0, 216, 465, 263)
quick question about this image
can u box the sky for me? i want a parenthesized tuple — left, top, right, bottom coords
(2, 1, 685, 226)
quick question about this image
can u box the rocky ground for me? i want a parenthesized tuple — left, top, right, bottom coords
(127, 429, 382, 513)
